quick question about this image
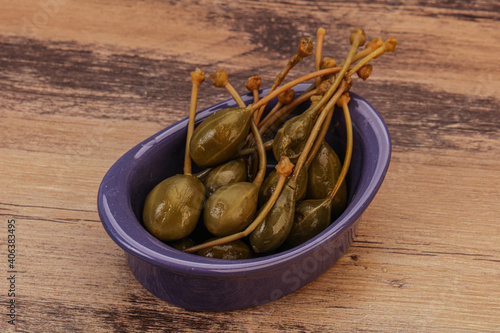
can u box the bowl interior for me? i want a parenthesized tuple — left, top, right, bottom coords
(98, 83, 390, 274)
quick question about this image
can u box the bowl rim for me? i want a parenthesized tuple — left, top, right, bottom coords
(97, 84, 391, 277)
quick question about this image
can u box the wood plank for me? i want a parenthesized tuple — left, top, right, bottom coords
(1, 0, 499, 331)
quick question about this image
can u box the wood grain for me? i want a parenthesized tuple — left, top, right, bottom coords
(1, 0, 499, 332)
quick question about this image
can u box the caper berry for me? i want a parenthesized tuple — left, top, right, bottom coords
(196, 239, 253, 260)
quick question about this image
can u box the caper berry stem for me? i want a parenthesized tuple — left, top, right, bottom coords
(305, 104, 334, 168)
(226, 84, 247, 108)
(257, 79, 330, 137)
(339, 37, 384, 67)
(288, 77, 351, 187)
(245, 75, 262, 105)
(347, 37, 397, 77)
(237, 140, 273, 156)
(327, 92, 353, 202)
(252, 89, 260, 105)
(193, 167, 212, 181)
(315, 28, 326, 88)
(250, 68, 338, 119)
(303, 57, 336, 94)
(274, 37, 314, 90)
(209, 69, 247, 108)
(258, 88, 295, 129)
(250, 118, 267, 187)
(184, 157, 294, 254)
(245, 76, 262, 123)
(298, 28, 364, 126)
(184, 68, 205, 175)
(244, 81, 325, 150)
(255, 37, 314, 124)
(306, 37, 379, 93)
(257, 88, 318, 135)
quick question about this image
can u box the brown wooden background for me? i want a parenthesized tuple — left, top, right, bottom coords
(1, 0, 499, 332)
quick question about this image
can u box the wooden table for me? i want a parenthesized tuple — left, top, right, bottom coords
(1, 1, 499, 331)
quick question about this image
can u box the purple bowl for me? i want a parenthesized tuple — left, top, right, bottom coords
(97, 83, 391, 311)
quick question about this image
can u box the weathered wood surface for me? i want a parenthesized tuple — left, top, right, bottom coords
(1, 0, 499, 332)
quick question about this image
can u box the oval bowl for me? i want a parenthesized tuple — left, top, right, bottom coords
(97, 83, 391, 311)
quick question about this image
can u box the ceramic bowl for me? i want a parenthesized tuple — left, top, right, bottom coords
(97, 83, 391, 311)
